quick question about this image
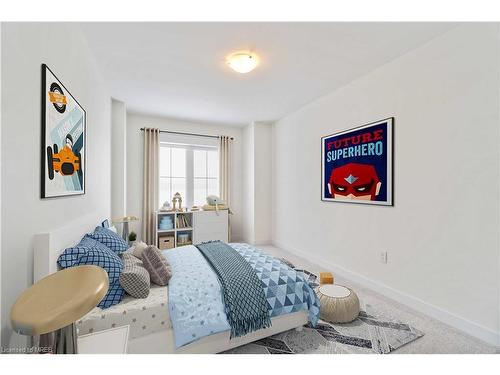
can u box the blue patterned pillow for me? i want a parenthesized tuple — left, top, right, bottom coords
(57, 235, 101, 268)
(98, 279, 125, 309)
(58, 235, 125, 309)
(89, 226, 128, 254)
(75, 244, 124, 283)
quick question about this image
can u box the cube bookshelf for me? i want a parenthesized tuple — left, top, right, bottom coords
(154, 210, 229, 250)
(155, 211, 193, 249)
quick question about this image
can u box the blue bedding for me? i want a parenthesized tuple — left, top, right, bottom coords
(164, 243, 320, 348)
(196, 241, 272, 338)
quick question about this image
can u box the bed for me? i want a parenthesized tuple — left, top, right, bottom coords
(76, 284, 171, 340)
(33, 214, 318, 354)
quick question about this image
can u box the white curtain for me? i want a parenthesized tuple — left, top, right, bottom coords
(218, 135, 231, 205)
(219, 135, 232, 241)
(142, 128, 160, 245)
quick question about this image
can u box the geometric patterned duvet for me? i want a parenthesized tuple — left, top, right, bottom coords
(230, 243, 320, 324)
(164, 243, 319, 348)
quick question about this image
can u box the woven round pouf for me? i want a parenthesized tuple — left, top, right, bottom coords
(316, 284, 360, 323)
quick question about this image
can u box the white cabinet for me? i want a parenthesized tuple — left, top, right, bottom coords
(78, 325, 129, 354)
(155, 210, 229, 248)
(192, 210, 229, 244)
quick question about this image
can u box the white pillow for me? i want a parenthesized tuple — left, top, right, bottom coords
(108, 225, 118, 233)
(131, 241, 148, 259)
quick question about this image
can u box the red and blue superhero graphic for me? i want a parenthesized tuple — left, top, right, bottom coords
(322, 119, 392, 205)
(328, 163, 381, 201)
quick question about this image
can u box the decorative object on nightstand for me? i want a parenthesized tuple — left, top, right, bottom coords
(204, 195, 226, 212)
(159, 200, 172, 212)
(315, 284, 360, 323)
(113, 215, 139, 241)
(172, 192, 183, 212)
(320, 272, 334, 285)
(10, 265, 108, 354)
(202, 203, 229, 211)
(206, 195, 222, 206)
(203, 195, 233, 218)
(128, 231, 137, 246)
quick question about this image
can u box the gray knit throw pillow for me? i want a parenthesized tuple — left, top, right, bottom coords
(142, 246, 172, 286)
(119, 253, 151, 298)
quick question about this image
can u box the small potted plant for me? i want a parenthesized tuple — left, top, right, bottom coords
(128, 231, 137, 246)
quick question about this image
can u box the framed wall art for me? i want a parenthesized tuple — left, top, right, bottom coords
(41, 64, 86, 198)
(321, 118, 393, 206)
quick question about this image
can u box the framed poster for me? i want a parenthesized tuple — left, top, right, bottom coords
(321, 118, 393, 206)
(41, 64, 86, 198)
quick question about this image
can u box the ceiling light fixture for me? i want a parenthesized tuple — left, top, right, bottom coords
(226, 51, 260, 74)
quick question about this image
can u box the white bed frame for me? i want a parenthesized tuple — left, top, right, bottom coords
(33, 214, 308, 354)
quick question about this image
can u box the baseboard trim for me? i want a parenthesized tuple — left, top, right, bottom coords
(273, 240, 500, 347)
(253, 240, 272, 246)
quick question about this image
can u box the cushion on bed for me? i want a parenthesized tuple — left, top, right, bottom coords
(57, 235, 107, 268)
(75, 243, 124, 283)
(58, 235, 125, 308)
(131, 241, 148, 259)
(89, 226, 128, 254)
(142, 246, 172, 286)
(120, 253, 150, 298)
(98, 279, 125, 308)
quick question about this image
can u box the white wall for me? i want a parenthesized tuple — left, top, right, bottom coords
(242, 123, 255, 243)
(1, 23, 111, 348)
(272, 24, 500, 345)
(126, 112, 244, 242)
(253, 123, 273, 244)
(0, 21, 3, 346)
(242, 122, 273, 244)
(111, 99, 127, 218)
(498, 27, 500, 346)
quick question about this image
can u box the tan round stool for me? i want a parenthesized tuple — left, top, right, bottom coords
(11, 265, 108, 354)
(316, 284, 360, 323)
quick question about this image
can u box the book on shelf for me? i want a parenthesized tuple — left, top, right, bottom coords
(176, 214, 190, 229)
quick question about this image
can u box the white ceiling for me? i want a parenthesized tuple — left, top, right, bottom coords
(80, 23, 456, 126)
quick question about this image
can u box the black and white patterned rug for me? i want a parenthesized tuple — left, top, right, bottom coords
(223, 260, 424, 354)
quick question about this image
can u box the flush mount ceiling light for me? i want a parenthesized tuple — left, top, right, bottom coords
(226, 51, 260, 74)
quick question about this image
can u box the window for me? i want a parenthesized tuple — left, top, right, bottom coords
(159, 143, 219, 208)
(159, 146, 187, 208)
(194, 149, 219, 206)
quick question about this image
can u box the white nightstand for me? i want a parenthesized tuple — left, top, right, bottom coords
(78, 325, 129, 354)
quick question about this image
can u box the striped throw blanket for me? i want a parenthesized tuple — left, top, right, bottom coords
(196, 241, 272, 338)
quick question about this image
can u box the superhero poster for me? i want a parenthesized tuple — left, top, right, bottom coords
(321, 118, 393, 206)
(41, 64, 86, 198)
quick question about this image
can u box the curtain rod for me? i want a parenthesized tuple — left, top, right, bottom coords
(140, 128, 233, 140)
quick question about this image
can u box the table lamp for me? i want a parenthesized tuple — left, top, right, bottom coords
(113, 215, 139, 241)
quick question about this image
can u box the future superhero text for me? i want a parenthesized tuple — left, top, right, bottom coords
(325, 129, 384, 163)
